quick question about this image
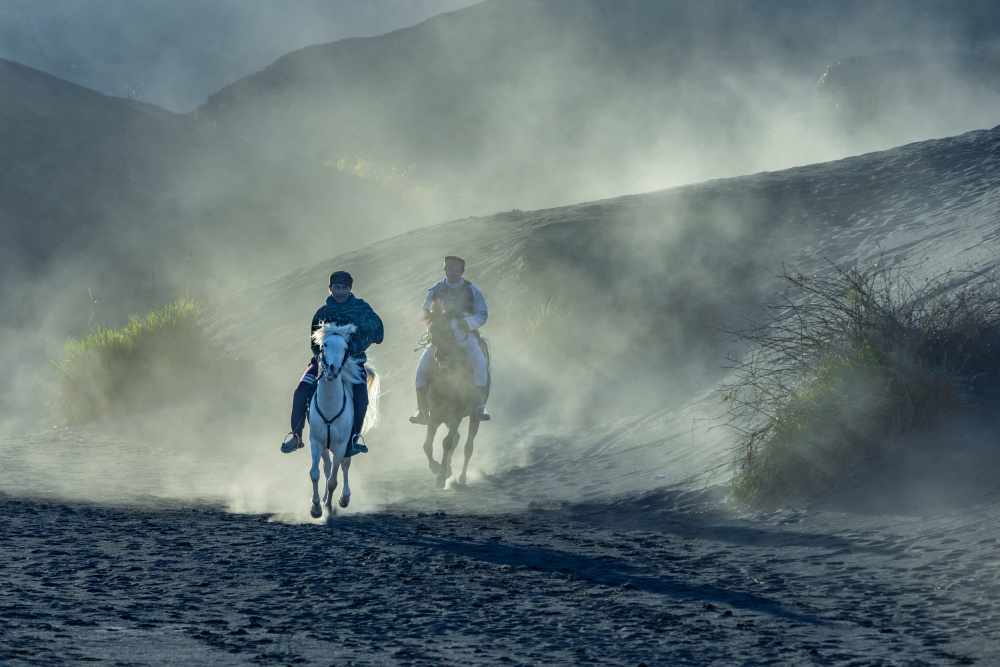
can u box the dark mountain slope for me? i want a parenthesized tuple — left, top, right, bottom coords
(813, 42, 1000, 148)
(0, 58, 423, 322)
(194, 0, 1000, 217)
(0, 0, 480, 112)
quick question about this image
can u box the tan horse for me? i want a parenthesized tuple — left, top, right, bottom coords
(420, 302, 491, 488)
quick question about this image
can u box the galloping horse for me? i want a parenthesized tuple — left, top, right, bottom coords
(308, 322, 380, 519)
(420, 302, 491, 488)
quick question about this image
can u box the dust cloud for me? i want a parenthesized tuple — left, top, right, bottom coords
(193, 0, 1000, 220)
(4, 1, 1000, 518)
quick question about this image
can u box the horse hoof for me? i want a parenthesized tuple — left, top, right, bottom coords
(310, 503, 323, 519)
(435, 474, 448, 489)
(339, 494, 350, 508)
(428, 461, 441, 475)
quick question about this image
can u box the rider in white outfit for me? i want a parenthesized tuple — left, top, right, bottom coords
(410, 256, 490, 424)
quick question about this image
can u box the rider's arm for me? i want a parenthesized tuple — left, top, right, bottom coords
(420, 289, 434, 330)
(462, 285, 488, 332)
(366, 307, 385, 346)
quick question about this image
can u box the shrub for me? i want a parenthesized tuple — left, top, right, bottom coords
(522, 296, 572, 336)
(723, 259, 1000, 506)
(52, 298, 223, 424)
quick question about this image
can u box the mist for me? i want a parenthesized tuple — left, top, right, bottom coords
(195, 0, 1000, 219)
(4, 0, 1000, 521)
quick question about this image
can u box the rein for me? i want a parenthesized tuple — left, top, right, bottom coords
(312, 385, 348, 450)
(313, 342, 350, 449)
(414, 331, 431, 353)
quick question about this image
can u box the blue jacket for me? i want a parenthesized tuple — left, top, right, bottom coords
(311, 294, 384, 363)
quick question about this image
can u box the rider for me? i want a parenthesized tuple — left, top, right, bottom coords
(410, 255, 490, 425)
(281, 270, 384, 455)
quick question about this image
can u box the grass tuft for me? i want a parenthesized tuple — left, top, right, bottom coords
(523, 297, 572, 336)
(723, 258, 1000, 506)
(52, 297, 225, 424)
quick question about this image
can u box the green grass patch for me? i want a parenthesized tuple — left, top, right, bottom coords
(723, 259, 1000, 506)
(326, 155, 441, 202)
(52, 297, 230, 424)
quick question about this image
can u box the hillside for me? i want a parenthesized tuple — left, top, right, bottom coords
(813, 42, 1000, 149)
(0, 0, 480, 111)
(194, 0, 1000, 218)
(187, 124, 1000, 516)
(0, 58, 424, 325)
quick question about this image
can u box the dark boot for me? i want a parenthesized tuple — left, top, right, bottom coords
(475, 386, 490, 421)
(280, 432, 304, 453)
(346, 380, 370, 456)
(283, 371, 317, 452)
(409, 386, 429, 425)
(346, 433, 368, 457)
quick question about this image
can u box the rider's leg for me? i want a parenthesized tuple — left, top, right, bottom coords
(346, 377, 370, 455)
(460, 338, 490, 420)
(411, 386, 430, 425)
(410, 348, 433, 424)
(352, 380, 369, 436)
(283, 361, 318, 452)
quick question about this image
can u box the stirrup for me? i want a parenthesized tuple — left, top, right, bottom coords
(346, 434, 368, 457)
(280, 432, 303, 454)
(475, 405, 491, 421)
(409, 408, 429, 425)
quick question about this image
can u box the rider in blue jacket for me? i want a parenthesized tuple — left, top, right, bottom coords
(281, 271, 384, 455)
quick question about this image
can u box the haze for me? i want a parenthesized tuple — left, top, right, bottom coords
(2, 0, 1000, 519)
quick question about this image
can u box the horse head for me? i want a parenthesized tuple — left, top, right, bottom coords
(425, 300, 462, 369)
(312, 322, 356, 380)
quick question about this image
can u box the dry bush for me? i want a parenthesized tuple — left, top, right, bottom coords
(723, 258, 1000, 505)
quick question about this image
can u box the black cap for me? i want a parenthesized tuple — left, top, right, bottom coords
(329, 271, 353, 287)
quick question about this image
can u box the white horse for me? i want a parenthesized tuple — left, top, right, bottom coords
(308, 322, 381, 519)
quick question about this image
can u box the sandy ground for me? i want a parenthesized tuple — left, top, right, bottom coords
(3, 482, 999, 666)
(5, 402, 1000, 665)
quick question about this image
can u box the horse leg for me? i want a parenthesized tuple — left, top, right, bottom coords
(309, 437, 323, 519)
(436, 424, 460, 489)
(423, 422, 442, 475)
(338, 456, 352, 508)
(322, 447, 336, 511)
(457, 418, 481, 486)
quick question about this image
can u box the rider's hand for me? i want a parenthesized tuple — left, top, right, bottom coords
(457, 319, 470, 332)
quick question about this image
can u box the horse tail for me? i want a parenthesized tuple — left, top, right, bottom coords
(362, 366, 381, 433)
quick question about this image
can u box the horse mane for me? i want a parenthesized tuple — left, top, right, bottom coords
(312, 321, 357, 347)
(313, 321, 381, 433)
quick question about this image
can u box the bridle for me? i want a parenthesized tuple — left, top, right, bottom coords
(313, 335, 351, 448)
(429, 320, 459, 369)
(318, 335, 350, 381)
